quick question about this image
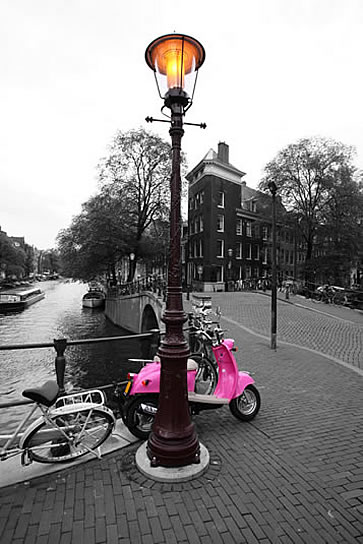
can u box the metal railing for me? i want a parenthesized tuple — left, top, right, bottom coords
(108, 274, 167, 300)
(0, 329, 161, 408)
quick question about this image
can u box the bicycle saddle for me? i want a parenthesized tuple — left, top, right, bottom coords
(22, 380, 60, 407)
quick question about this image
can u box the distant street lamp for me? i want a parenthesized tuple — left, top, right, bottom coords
(268, 181, 277, 350)
(129, 252, 135, 283)
(145, 33, 205, 467)
(226, 248, 233, 291)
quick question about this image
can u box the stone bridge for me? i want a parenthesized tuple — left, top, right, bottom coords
(105, 290, 165, 334)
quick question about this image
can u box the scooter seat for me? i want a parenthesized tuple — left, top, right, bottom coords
(187, 359, 199, 371)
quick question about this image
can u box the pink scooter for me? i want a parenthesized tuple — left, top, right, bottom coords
(117, 329, 261, 440)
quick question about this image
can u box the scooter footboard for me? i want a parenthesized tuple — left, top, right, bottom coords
(234, 372, 255, 398)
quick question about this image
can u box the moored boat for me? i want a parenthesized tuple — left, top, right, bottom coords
(0, 287, 45, 311)
(82, 284, 105, 309)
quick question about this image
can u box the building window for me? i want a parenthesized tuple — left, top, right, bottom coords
(217, 191, 225, 208)
(246, 221, 252, 237)
(199, 239, 203, 258)
(236, 243, 242, 259)
(246, 243, 251, 260)
(262, 226, 268, 240)
(217, 214, 224, 232)
(236, 218, 242, 235)
(253, 245, 259, 260)
(199, 216, 203, 232)
(217, 239, 224, 258)
(200, 191, 204, 205)
(245, 266, 251, 279)
(250, 200, 257, 213)
(216, 265, 223, 282)
(262, 247, 268, 264)
(194, 217, 199, 233)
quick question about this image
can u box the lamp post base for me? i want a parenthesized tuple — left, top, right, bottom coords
(147, 425, 200, 467)
(137, 441, 209, 482)
(146, 334, 201, 468)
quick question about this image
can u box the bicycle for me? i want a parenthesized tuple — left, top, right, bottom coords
(187, 305, 222, 395)
(0, 381, 115, 465)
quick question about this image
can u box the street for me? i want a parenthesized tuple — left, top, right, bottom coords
(203, 291, 363, 371)
(1, 290, 362, 543)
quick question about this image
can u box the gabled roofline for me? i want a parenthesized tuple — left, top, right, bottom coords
(186, 148, 246, 182)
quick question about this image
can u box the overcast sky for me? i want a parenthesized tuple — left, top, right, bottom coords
(1, 0, 363, 249)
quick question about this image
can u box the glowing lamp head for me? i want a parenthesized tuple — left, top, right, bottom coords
(145, 33, 205, 107)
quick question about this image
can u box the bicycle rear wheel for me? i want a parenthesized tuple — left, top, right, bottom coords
(23, 408, 114, 463)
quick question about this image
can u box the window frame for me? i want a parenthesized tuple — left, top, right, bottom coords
(217, 214, 225, 232)
(217, 239, 225, 258)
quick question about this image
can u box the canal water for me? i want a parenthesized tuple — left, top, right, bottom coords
(0, 280, 148, 432)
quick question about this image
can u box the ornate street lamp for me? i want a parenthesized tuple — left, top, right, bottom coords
(227, 248, 233, 291)
(145, 34, 205, 467)
(268, 181, 277, 350)
(129, 252, 135, 283)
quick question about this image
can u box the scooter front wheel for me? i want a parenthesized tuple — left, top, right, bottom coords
(229, 385, 261, 421)
(125, 394, 158, 440)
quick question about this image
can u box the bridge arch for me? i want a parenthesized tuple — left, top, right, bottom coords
(141, 304, 159, 332)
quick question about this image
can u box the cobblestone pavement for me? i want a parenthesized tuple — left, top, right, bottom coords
(1, 295, 362, 543)
(202, 291, 363, 370)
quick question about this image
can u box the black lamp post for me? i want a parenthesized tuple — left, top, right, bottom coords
(128, 252, 135, 283)
(145, 33, 205, 467)
(268, 181, 277, 350)
(226, 248, 233, 291)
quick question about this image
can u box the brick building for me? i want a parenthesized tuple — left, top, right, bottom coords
(185, 142, 302, 292)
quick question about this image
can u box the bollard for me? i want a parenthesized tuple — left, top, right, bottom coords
(285, 286, 290, 300)
(54, 338, 67, 392)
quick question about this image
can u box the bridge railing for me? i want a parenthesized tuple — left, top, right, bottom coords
(108, 274, 167, 300)
(0, 330, 161, 406)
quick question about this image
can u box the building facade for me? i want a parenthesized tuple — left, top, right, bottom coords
(185, 142, 302, 292)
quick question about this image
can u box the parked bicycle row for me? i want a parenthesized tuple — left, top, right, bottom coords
(304, 284, 363, 308)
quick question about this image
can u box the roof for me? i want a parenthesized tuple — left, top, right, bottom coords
(186, 147, 246, 182)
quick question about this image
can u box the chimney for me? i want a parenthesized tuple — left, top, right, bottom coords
(217, 142, 229, 164)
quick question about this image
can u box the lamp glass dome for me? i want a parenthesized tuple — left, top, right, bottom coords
(145, 34, 205, 100)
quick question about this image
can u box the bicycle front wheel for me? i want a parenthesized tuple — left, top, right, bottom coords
(190, 353, 218, 395)
(23, 408, 114, 463)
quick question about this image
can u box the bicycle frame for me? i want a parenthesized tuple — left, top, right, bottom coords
(0, 402, 40, 462)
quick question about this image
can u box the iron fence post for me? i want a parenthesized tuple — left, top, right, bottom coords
(54, 338, 67, 392)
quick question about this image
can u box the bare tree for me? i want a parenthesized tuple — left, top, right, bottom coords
(98, 128, 183, 280)
(259, 137, 356, 273)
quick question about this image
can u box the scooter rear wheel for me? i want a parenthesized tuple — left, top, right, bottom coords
(229, 385, 261, 421)
(125, 394, 158, 440)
